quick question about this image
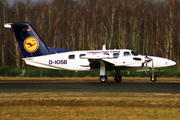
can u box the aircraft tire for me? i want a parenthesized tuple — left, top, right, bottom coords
(150, 76, 156, 82)
(114, 75, 122, 82)
(100, 76, 107, 82)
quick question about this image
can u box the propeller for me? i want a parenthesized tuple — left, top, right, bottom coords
(144, 55, 152, 62)
(144, 55, 156, 82)
(144, 55, 152, 74)
(133, 55, 152, 74)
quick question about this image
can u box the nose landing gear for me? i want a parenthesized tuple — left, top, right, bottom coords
(150, 67, 156, 82)
(150, 60, 157, 82)
(150, 75, 156, 82)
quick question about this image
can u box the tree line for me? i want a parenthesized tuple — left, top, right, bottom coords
(0, 0, 180, 69)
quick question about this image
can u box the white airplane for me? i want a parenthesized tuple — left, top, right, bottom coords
(4, 22, 176, 82)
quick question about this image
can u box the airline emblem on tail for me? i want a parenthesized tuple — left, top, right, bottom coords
(23, 36, 39, 53)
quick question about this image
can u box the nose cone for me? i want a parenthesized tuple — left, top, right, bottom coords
(167, 60, 176, 66)
(157, 59, 176, 67)
(158, 59, 176, 67)
(148, 56, 176, 68)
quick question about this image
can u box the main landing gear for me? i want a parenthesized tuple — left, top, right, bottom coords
(99, 61, 122, 83)
(100, 76, 107, 82)
(99, 70, 122, 83)
(99, 61, 107, 82)
(99, 61, 121, 83)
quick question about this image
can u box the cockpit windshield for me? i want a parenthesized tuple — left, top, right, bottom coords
(131, 51, 139, 56)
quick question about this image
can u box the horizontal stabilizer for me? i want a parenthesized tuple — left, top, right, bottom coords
(4, 23, 12, 28)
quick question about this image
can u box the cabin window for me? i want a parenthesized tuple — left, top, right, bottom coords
(80, 54, 86, 59)
(113, 53, 119, 58)
(69, 55, 75, 59)
(104, 53, 109, 55)
(124, 52, 131, 56)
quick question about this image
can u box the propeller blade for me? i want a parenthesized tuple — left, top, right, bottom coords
(144, 56, 152, 74)
(144, 57, 152, 62)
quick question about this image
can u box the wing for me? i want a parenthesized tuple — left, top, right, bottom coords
(84, 54, 152, 70)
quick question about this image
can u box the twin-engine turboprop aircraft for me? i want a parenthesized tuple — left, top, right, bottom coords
(4, 23, 176, 82)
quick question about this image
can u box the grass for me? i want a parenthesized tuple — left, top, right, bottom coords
(0, 92, 180, 120)
(1, 106, 180, 120)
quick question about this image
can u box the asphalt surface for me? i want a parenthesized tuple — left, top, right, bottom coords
(0, 82, 180, 93)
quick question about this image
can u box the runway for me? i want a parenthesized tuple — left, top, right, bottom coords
(0, 82, 180, 93)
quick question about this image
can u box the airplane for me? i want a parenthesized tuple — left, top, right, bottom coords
(4, 22, 176, 82)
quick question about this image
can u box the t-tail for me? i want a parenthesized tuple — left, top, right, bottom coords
(4, 22, 72, 58)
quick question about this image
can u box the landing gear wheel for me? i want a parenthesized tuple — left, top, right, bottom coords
(114, 75, 122, 82)
(100, 76, 107, 83)
(150, 76, 156, 82)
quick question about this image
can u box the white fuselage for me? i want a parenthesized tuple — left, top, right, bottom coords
(23, 49, 176, 71)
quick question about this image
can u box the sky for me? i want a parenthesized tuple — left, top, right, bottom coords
(6, 0, 166, 6)
(7, 0, 52, 6)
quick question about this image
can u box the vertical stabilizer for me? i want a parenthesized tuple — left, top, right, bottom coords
(4, 23, 50, 58)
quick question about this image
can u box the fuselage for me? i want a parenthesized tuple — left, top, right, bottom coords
(23, 49, 176, 71)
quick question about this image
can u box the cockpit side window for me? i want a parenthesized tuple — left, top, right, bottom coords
(124, 52, 131, 56)
(131, 51, 139, 56)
